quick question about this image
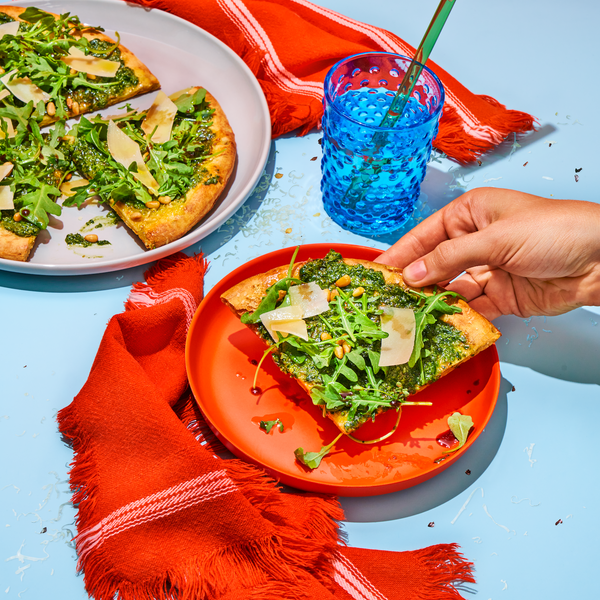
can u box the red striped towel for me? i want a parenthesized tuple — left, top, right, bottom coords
(58, 252, 475, 600)
(126, 0, 535, 163)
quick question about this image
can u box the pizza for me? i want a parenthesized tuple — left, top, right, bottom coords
(0, 7, 236, 261)
(0, 6, 160, 124)
(221, 250, 501, 438)
(64, 87, 236, 249)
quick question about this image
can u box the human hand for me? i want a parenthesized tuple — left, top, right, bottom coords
(375, 188, 600, 320)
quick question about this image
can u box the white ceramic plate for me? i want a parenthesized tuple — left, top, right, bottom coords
(0, 0, 271, 276)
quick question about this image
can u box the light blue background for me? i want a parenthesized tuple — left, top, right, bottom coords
(2, 1, 600, 598)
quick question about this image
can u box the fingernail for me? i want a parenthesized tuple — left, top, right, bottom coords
(404, 260, 427, 282)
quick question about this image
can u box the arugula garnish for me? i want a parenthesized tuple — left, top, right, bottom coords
(259, 419, 284, 434)
(294, 432, 343, 469)
(444, 412, 474, 453)
(406, 288, 465, 382)
(241, 246, 302, 324)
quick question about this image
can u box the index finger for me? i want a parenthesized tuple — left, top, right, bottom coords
(374, 191, 482, 268)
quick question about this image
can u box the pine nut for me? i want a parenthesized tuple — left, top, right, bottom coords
(65, 172, 72, 181)
(66, 97, 73, 109)
(320, 332, 332, 341)
(84, 234, 98, 243)
(13, 213, 22, 222)
(46, 101, 56, 117)
(326, 289, 332, 302)
(342, 343, 351, 355)
(145, 201, 160, 209)
(330, 289, 339, 300)
(130, 211, 143, 221)
(335, 275, 351, 287)
(334, 346, 344, 360)
(158, 195, 172, 204)
(71, 101, 80, 115)
(352, 287, 365, 298)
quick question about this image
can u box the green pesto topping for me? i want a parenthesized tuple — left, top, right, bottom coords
(65, 87, 219, 210)
(0, 211, 40, 237)
(249, 250, 469, 433)
(65, 232, 110, 247)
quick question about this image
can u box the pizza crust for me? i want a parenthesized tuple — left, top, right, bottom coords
(0, 225, 35, 262)
(221, 255, 501, 433)
(110, 88, 236, 249)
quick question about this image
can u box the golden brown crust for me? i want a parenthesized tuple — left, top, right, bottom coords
(0, 225, 36, 261)
(0, 6, 160, 125)
(221, 255, 501, 433)
(111, 87, 236, 249)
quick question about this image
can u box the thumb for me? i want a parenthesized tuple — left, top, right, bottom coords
(402, 229, 502, 286)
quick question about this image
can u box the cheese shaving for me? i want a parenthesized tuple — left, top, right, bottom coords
(0, 70, 50, 105)
(0, 21, 19, 39)
(260, 305, 307, 341)
(0, 184, 13, 209)
(106, 120, 159, 194)
(60, 178, 89, 197)
(379, 307, 416, 366)
(141, 91, 178, 144)
(0, 163, 14, 210)
(289, 282, 329, 318)
(61, 46, 120, 78)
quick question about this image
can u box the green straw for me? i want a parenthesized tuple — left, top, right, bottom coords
(380, 0, 456, 128)
(338, 0, 456, 209)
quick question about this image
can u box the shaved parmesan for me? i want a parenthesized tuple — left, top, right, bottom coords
(0, 21, 19, 39)
(106, 120, 159, 194)
(0, 162, 13, 182)
(0, 89, 9, 101)
(260, 305, 308, 341)
(379, 307, 416, 367)
(61, 46, 120, 78)
(289, 282, 330, 318)
(0, 70, 50, 104)
(141, 91, 178, 144)
(60, 178, 89, 197)
(0, 162, 15, 208)
(0, 118, 14, 139)
(0, 185, 13, 209)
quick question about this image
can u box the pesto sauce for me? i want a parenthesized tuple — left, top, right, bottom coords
(65, 233, 110, 248)
(264, 251, 470, 428)
(65, 40, 139, 112)
(0, 211, 40, 237)
(0, 12, 14, 24)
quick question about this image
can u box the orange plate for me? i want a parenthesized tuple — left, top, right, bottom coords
(186, 244, 501, 497)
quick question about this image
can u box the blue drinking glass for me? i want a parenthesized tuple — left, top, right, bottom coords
(321, 52, 445, 235)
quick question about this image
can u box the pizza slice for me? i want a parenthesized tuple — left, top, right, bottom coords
(0, 107, 74, 261)
(64, 87, 236, 249)
(221, 250, 501, 436)
(0, 6, 159, 124)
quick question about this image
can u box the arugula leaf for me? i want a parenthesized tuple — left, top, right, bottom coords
(241, 247, 301, 324)
(259, 419, 284, 434)
(17, 179, 62, 228)
(19, 7, 54, 24)
(294, 432, 343, 469)
(173, 88, 207, 113)
(445, 412, 474, 453)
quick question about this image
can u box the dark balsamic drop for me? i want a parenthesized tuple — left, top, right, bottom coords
(250, 387, 262, 395)
(436, 430, 457, 448)
(250, 359, 258, 366)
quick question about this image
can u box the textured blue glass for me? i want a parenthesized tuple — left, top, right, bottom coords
(321, 52, 444, 235)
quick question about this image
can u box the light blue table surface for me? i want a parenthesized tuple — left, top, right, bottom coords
(2, 0, 599, 598)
